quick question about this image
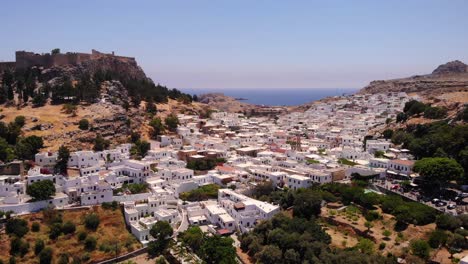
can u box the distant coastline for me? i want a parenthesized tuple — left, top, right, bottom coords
(181, 88, 358, 106)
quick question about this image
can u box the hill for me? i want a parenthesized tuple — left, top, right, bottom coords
(0, 49, 202, 152)
(0, 206, 141, 264)
(359, 60, 468, 100)
(198, 93, 257, 113)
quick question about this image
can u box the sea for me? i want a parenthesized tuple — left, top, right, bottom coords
(180, 88, 358, 106)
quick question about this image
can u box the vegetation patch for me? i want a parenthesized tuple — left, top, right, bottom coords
(0, 206, 141, 264)
(179, 184, 220, 201)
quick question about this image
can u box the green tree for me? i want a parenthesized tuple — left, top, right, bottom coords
(396, 112, 407, 123)
(15, 135, 44, 160)
(436, 214, 462, 231)
(424, 106, 447, 119)
(49, 222, 63, 239)
(148, 221, 173, 256)
(14, 116, 26, 127)
(51, 48, 60, 54)
(27, 180, 56, 200)
(200, 235, 236, 264)
(364, 221, 373, 232)
(84, 236, 97, 251)
(256, 245, 282, 263)
(145, 99, 157, 115)
(293, 189, 322, 219)
(410, 240, 430, 259)
(179, 226, 204, 252)
(6, 218, 29, 238)
(428, 230, 448, 248)
(62, 221, 76, 234)
(0, 137, 15, 162)
(149, 117, 165, 139)
(130, 140, 150, 159)
(164, 114, 179, 132)
(356, 238, 375, 254)
(84, 213, 100, 231)
(10, 237, 29, 256)
(39, 247, 53, 264)
(414, 158, 464, 190)
(404, 100, 428, 116)
(31, 222, 40, 232)
(55, 145, 70, 174)
(284, 248, 300, 264)
(93, 134, 110, 151)
(34, 239, 45, 255)
(382, 129, 393, 139)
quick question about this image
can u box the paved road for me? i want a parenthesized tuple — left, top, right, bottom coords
(176, 206, 189, 235)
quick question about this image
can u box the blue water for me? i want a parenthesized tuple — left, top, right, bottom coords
(181, 88, 358, 106)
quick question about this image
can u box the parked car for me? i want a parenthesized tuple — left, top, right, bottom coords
(431, 198, 440, 204)
(447, 204, 456, 210)
(421, 196, 432, 202)
(438, 201, 448, 206)
(436, 202, 446, 207)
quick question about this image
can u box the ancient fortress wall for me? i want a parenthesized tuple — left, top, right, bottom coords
(0, 62, 15, 72)
(11, 49, 136, 70)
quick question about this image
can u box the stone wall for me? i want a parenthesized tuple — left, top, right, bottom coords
(0, 161, 24, 176)
(0, 62, 15, 73)
(14, 49, 135, 69)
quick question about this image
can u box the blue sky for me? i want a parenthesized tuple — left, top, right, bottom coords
(1, 0, 467, 89)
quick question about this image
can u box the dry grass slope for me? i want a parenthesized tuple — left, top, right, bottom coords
(0, 206, 141, 264)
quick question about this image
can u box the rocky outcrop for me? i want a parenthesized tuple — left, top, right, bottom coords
(41, 55, 148, 84)
(432, 60, 468, 75)
(198, 93, 257, 113)
(359, 61, 468, 96)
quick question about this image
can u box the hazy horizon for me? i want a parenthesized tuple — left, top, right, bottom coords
(1, 0, 467, 89)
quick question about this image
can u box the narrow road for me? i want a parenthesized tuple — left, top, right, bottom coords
(175, 206, 189, 235)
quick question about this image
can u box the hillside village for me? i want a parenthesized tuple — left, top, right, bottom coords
(1, 50, 468, 264)
(2, 87, 467, 263)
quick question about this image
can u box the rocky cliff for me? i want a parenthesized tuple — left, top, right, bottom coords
(198, 93, 259, 113)
(359, 61, 468, 97)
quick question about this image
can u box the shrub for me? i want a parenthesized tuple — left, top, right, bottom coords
(35, 238, 45, 255)
(428, 230, 448, 248)
(49, 223, 63, 239)
(77, 231, 87, 241)
(101, 201, 119, 210)
(62, 221, 76, 234)
(39, 247, 53, 264)
(81, 252, 90, 262)
(404, 100, 428, 116)
(31, 222, 40, 232)
(6, 218, 29, 238)
(364, 210, 381, 222)
(78, 119, 89, 130)
(58, 253, 70, 264)
(383, 230, 392, 239)
(424, 106, 447, 119)
(410, 240, 431, 259)
(10, 237, 29, 256)
(84, 213, 100, 230)
(179, 184, 220, 201)
(379, 242, 386, 250)
(14, 116, 26, 127)
(436, 214, 462, 231)
(84, 236, 97, 251)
